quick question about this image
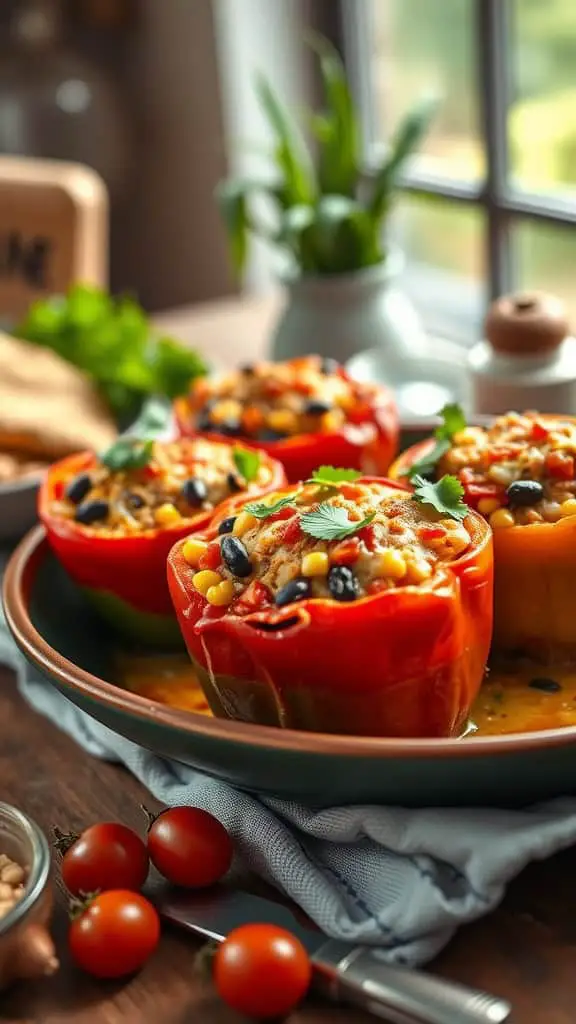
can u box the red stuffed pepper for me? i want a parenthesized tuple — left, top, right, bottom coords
(167, 471, 493, 737)
(39, 437, 285, 646)
(173, 355, 398, 482)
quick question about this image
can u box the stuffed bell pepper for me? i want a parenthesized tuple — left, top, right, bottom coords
(39, 436, 285, 645)
(390, 407, 576, 661)
(174, 355, 399, 482)
(167, 468, 493, 737)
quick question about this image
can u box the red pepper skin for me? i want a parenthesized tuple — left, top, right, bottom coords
(173, 359, 399, 483)
(167, 478, 493, 738)
(38, 447, 286, 645)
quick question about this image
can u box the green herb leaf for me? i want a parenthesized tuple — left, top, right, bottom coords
(305, 31, 360, 198)
(411, 474, 469, 522)
(254, 74, 314, 206)
(403, 403, 467, 479)
(101, 438, 154, 473)
(300, 502, 375, 540)
(368, 95, 439, 223)
(16, 284, 207, 422)
(307, 466, 362, 487)
(233, 447, 261, 483)
(244, 494, 296, 519)
(128, 396, 173, 438)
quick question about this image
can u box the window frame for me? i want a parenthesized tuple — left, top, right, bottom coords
(312, 0, 576, 305)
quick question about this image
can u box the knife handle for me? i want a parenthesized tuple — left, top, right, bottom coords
(312, 940, 511, 1024)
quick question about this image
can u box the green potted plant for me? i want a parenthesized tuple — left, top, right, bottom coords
(216, 34, 437, 364)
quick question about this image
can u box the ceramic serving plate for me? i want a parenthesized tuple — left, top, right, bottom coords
(5, 518, 576, 808)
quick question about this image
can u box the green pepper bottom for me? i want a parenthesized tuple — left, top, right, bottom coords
(82, 587, 184, 650)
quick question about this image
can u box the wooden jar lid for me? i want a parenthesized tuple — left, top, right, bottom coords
(485, 292, 569, 356)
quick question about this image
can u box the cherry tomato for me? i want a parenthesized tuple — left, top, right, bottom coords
(68, 890, 160, 979)
(59, 823, 149, 897)
(146, 806, 233, 888)
(214, 923, 311, 1020)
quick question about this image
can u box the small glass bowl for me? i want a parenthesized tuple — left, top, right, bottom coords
(0, 802, 57, 989)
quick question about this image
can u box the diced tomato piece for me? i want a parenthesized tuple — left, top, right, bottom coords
(340, 484, 364, 501)
(367, 579, 389, 595)
(418, 525, 446, 542)
(235, 580, 272, 614)
(531, 420, 549, 442)
(331, 538, 360, 566)
(486, 446, 520, 464)
(268, 506, 297, 523)
(545, 450, 575, 480)
(281, 516, 302, 544)
(241, 406, 264, 435)
(54, 480, 65, 500)
(357, 523, 377, 550)
(199, 541, 222, 570)
(263, 380, 284, 399)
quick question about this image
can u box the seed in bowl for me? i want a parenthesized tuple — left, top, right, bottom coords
(50, 438, 274, 535)
(0, 853, 26, 919)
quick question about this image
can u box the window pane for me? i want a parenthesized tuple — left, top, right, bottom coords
(510, 1, 576, 199)
(392, 196, 486, 342)
(369, 0, 484, 183)
(512, 220, 576, 323)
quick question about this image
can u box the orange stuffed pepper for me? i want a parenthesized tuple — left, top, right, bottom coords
(390, 408, 576, 661)
(167, 470, 493, 737)
(174, 355, 398, 482)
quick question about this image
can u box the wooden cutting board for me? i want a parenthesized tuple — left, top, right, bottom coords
(0, 155, 108, 326)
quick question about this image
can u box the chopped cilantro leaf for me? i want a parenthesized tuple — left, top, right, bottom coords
(412, 474, 469, 522)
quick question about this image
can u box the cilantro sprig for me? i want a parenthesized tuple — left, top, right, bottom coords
(233, 447, 260, 483)
(244, 494, 296, 519)
(100, 395, 172, 472)
(412, 474, 469, 522)
(300, 503, 375, 541)
(306, 466, 362, 487)
(17, 283, 207, 423)
(403, 403, 467, 480)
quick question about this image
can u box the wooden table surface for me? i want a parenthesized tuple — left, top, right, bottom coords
(3, 296, 576, 1022)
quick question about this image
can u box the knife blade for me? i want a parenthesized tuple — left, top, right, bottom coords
(156, 885, 511, 1024)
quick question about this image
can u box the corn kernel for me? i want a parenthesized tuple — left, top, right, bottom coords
(154, 503, 181, 526)
(182, 537, 208, 566)
(374, 548, 406, 580)
(559, 498, 576, 518)
(233, 511, 258, 536)
(267, 409, 298, 434)
(478, 498, 501, 516)
(405, 559, 432, 583)
(301, 551, 329, 577)
(320, 410, 342, 433)
(193, 569, 222, 595)
(205, 580, 235, 606)
(211, 399, 242, 424)
(489, 508, 515, 529)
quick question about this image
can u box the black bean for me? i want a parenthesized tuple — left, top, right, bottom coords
(328, 565, 359, 602)
(240, 363, 255, 375)
(197, 411, 215, 432)
(528, 677, 562, 694)
(218, 516, 236, 535)
(75, 499, 109, 525)
(226, 472, 243, 493)
(126, 492, 145, 509)
(65, 473, 92, 505)
(304, 399, 332, 416)
(275, 577, 311, 607)
(216, 419, 242, 437)
(506, 480, 544, 507)
(258, 428, 287, 442)
(221, 535, 253, 577)
(182, 477, 208, 507)
(319, 357, 339, 375)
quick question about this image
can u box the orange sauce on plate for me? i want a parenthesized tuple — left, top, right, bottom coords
(114, 653, 576, 737)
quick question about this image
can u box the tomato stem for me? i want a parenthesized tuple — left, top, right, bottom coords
(140, 804, 160, 831)
(52, 826, 79, 856)
(67, 891, 100, 920)
(194, 940, 219, 980)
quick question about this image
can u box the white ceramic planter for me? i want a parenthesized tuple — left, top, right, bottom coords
(270, 252, 426, 365)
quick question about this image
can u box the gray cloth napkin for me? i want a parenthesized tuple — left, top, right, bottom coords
(3, 560, 576, 968)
